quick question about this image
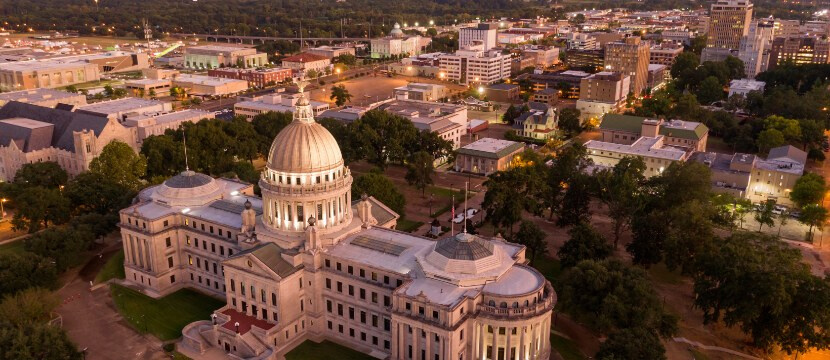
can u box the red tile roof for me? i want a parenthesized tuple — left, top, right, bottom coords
(221, 308, 276, 335)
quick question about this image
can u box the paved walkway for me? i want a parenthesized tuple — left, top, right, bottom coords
(56, 244, 167, 360)
(673, 337, 762, 360)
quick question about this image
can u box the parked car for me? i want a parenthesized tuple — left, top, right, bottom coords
(790, 211, 802, 219)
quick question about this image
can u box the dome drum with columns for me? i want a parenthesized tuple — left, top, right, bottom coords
(258, 77, 353, 239)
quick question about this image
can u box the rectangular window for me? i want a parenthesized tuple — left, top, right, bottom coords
(359, 288, 366, 300)
(326, 278, 331, 289)
(165, 237, 171, 247)
(167, 257, 174, 268)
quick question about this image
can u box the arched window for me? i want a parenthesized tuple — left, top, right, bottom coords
(499, 302, 507, 308)
(488, 300, 495, 307)
(512, 302, 519, 308)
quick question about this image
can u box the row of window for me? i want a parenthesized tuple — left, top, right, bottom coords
(324, 259, 402, 288)
(325, 299, 391, 332)
(185, 235, 234, 257)
(327, 320, 391, 350)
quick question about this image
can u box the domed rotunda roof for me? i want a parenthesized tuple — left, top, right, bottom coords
(424, 232, 502, 275)
(390, 22, 404, 37)
(266, 84, 344, 174)
(152, 170, 224, 207)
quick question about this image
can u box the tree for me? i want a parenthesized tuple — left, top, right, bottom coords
(11, 187, 70, 233)
(595, 327, 667, 360)
(558, 107, 582, 136)
(482, 171, 527, 235)
(0, 323, 82, 360)
(501, 104, 523, 124)
(543, 144, 590, 221)
(329, 84, 353, 106)
(595, 157, 645, 247)
(756, 129, 787, 154)
(695, 76, 724, 104)
(560, 259, 678, 337)
(693, 231, 830, 353)
(671, 51, 699, 79)
(170, 86, 187, 100)
(557, 173, 593, 227)
(0, 253, 58, 297)
(12, 162, 67, 189)
(557, 221, 612, 268)
(800, 204, 828, 242)
(777, 208, 790, 237)
(140, 133, 186, 178)
(405, 151, 434, 196)
(511, 220, 546, 262)
(790, 173, 826, 209)
(0, 288, 59, 327)
(764, 115, 802, 144)
(754, 199, 775, 232)
(89, 141, 147, 191)
(352, 110, 418, 168)
(24, 227, 94, 272)
(351, 171, 405, 215)
(252, 111, 293, 156)
(64, 172, 134, 216)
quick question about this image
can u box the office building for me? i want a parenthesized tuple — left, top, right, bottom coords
(649, 43, 684, 66)
(768, 36, 830, 69)
(393, 83, 448, 102)
(706, 0, 754, 50)
(281, 53, 332, 77)
(306, 46, 356, 59)
(0, 88, 86, 108)
(235, 93, 330, 121)
(184, 45, 268, 70)
(208, 68, 294, 88)
(585, 136, 690, 177)
(459, 23, 499, 51)
(438, 47, 511, 86)
(376, 99, 468, 149)
(576, 72, 631, 125)
(455, 138, 524, 175)
(738, 20, 775, 78)
(599, 114, 709, 152)
(563, 49, 605, 72)
(604, 37, 650, 96)
(370, 23, 431, 59)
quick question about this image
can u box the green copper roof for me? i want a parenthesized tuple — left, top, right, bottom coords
(599, 114, 708, 141)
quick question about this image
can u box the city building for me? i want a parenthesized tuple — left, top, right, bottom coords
(518, 45, 560, 68)
(124, 109, 215, 145)
(0, 88, 86, 108)
(576, 72, 631, 125)
(564, 33, 599, 50)
(438, 47, 511, 86)
(370, 23, 431, 59)
(691, 145, 806, 205)
(75, 98, 172, 122)
(563, 49, 605, 72)
(773, 19, 801, 37)
(376, 99, 468, 149)
(306, 46, 356, 59)
(510, 55, 538, 77)
(0, 99, 209, 181)
(647, 64, 667, 91)
(531, 88, 558, 105)
(738, 20, 775, 78)
(599, 114, 709, 152)
(528, 70, 591, 98)
(706, 0, 754, 51)
(768, 36, 830, 69)
(649, 43, 684, 66)
(513, 102, 558, 140)
(455, 138, 524, 175)
(234, 93, 330, 121)
(281, 53, 332, 77)
(124, 78, 173, 97)
(604, 37, 650, 95)
(585, 135, 690, 177)
(184, 45, 267, 70)
(728, 78, 765, 97)
(483, 83, 520, 103)
(207, 68, 294, 88)
(0, 59, 100, 91)
(120, 85, 556, 359)
(393, 83, 448, 102)
(661, 30, 693, 46)
(172, 74, 249, 97)
(459, 23, 499, 51)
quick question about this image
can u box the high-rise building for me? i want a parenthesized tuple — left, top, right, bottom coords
(738, 20, 775, 78)
(604, 37, 650, 96)
(706, 0, 753, 50)
(458, 23, 499, 51)
(438, 47, 511, 85)
(768, 36, 830, 69)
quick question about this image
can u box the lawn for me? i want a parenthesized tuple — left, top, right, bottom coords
(0, 239, 25, 255)
(397, 218, 424, 233)
(110, 284, 225, 341)
(285, 340, 375, 360)
(95, 249, 125, 283)
(550, 333, 587, 360)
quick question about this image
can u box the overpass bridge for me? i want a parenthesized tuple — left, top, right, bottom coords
(171, 33, 370, 46)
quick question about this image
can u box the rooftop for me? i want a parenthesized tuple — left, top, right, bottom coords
(77, 98, 165, 116)
(457, 138, 524, 159)
(282, 52, 329, 63)
(585, 136, 688, 161)
(0, 88, 84, 104)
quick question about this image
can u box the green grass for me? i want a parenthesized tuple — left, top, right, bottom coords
(531, 256, 564, 285)
(0, 240, 25, 255)
(397, 219, 424, 233)
(428, 186, 466, 201)
(286, 340, 376, 360)
(95, 249, 125, 283)
(550, 333, 587, 360)
(110, 284, 224, 341)
(171, 352, 192, 360)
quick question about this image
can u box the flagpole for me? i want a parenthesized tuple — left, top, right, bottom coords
(451, 195, 455, 236)
(463, 182, 469, 234)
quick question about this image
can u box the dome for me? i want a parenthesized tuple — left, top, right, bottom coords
(424, 232, 502, 275)
(390, 22, 403, 37)
(152, 170, 224, 207)
(266, 121, 344, 173)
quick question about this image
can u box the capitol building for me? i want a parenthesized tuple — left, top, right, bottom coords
(118, 80, 556, 360)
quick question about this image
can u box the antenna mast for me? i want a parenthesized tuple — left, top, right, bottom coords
(463, 182, 468, 233)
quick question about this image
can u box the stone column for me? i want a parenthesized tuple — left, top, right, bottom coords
(529, 325, 537, 360)
(477, 323, 484, 360)
(491, 326, 497, 360)
(425, 330, 432, 360)
(412, 325, 419, 360)
(505, 328, 511, 360)
(542, 318, 550, 355)
(518, 325, 525, 360)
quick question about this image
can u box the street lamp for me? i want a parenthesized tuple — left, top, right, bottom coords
(0, 198, 6, 219)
